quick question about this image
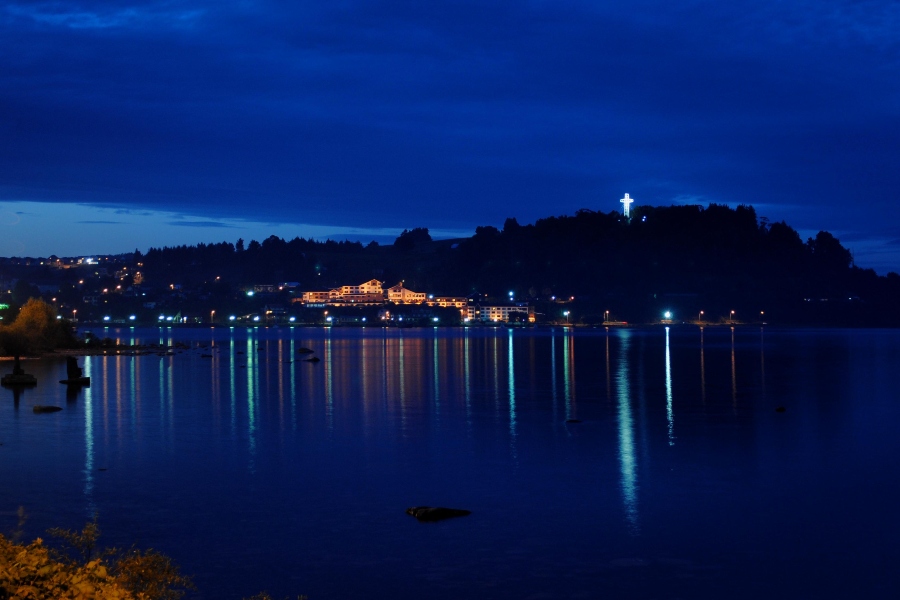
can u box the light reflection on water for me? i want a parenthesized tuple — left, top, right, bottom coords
(2, 326, 900, 599)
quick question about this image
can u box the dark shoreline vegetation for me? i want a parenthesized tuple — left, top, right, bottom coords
(2, 204, 899, 328)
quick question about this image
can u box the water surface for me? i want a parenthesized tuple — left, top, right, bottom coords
(1, 326, 898, 599)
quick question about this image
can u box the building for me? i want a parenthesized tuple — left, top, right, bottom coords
(386, 282, 426, 304)
(299, 279, 384, 305)
(466, 304, 531, 323)
(427, 296, 468, 309)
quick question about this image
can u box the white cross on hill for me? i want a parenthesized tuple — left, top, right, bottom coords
(620, 193, 634, 218)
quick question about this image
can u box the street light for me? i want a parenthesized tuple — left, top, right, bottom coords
(730, 310, 735, 324)
(563, 310, 570, 325)
(605, 310, 609, 323)
(699, 310, 704, 325)
(210, 310, 215, 324)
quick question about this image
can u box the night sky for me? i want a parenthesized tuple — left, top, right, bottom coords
(1, 1, 899, 272)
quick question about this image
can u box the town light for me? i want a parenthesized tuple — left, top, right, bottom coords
(129, 315, 136, 321)
(326, 316, 333, 322)
(664, 311, 672, 320)
(229, 315, 236, 321)
(289, 316, 296, 323)
(103, 316, 110, 322)
(253, 316, 260, 322)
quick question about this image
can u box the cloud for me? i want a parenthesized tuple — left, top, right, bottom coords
(77, 220, 125, 224)
(166, 220, 237, 228)
(1, 1, 899, 270)
(4, 2, 205, 30)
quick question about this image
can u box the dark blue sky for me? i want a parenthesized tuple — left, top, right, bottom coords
(1, 1, 899, 271)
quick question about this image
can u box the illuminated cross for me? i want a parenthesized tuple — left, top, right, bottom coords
(620, 193, 634, 218)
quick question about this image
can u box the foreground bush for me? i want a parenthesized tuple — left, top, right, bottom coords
(1, 517, 192, 600)
(2, 516, 303, 599)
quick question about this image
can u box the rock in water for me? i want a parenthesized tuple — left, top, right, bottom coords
(775, 406, 786, 413)
(406, 506, 471, 522)
(33, 405, 62, 413)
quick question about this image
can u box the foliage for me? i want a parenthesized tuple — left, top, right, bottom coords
(0, 517, 194, 600)
(47, 517, 102, 564)
(0, 536, 134, 599)
(393, 227, 431, 252)
(0, 298, 77, 356)
(110, 549, 194, 600)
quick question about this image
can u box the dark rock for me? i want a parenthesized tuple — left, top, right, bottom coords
(566, 418, 582, 423)
(33, 405, 62, 413)
(775, 406, 786, 413)
(296, 347, 315, 354)
(303, 357, 321, 363)
(406, 506, 471, 522)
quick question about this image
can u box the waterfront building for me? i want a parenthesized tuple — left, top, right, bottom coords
(426, 296, 468, 308)
(300, 279, 384, 305)
(387, 282, 426, 304)
(466, 304, 531, 323)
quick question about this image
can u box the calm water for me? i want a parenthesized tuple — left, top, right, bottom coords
(2, 326, 899, 599)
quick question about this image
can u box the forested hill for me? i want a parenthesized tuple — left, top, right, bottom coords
(140, 204, 900, 325)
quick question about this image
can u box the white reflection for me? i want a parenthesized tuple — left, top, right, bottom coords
(247, 333, 257, 470)
(616, 330, 639, 533)
(83, 356, 96, 515)
(665, 327, 674, 446)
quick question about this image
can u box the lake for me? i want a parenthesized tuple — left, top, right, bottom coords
(2, 326, 899, 599)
